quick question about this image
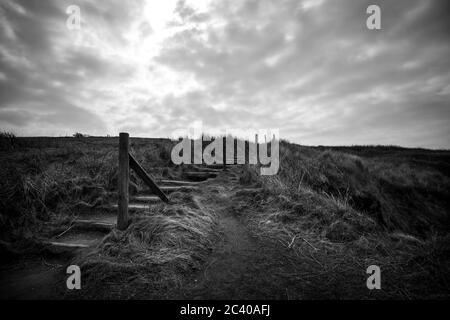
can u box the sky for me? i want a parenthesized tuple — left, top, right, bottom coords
(0, 0, 449, 148)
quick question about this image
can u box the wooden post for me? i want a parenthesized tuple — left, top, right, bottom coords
(223, 136, 226, 170)
(255, 134, 259, 163)
(129, 153, 170, 203)
(117, 132, 130, 230)
(245, 139, 249, 164)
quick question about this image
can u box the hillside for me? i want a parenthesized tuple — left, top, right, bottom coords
(0, 136, 449, 299)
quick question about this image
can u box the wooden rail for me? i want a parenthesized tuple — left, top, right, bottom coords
(129, 153, 170, 203)
(117, 133, 169, 230)
(117, 133, 130, 230)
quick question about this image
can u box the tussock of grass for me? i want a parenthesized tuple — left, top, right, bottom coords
(261, 142, 450, 236)
(239, 165, 260, 185)
(234, 143, 450, 298)
(73, 202, 217, 298)
(234, 180, 377, 244)
(0, 137, 176, 248)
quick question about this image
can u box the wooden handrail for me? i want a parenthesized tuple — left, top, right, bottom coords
(128, 153, 170, 203)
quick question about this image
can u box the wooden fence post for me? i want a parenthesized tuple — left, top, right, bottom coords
(255, 134, 259, 163)
(223, 136, 226, 170)
(245, 139, 249, 164)
(117, 132, 130, 230)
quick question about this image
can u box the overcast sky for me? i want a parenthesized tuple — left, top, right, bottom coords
(0, 0, 449, 148)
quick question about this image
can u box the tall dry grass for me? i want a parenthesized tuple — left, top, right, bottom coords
(0, 136, 174, 249)
(1, 136, 219, 298)
(73, 196, 218, 298)
(233, 142, 450, 298)
(261, 142, 450, 236)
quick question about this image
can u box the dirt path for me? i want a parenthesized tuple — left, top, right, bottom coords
(0, 256, 65, 299)
(176, 173, 309, 300)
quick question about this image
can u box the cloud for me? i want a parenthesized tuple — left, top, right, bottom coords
(0, 0, 449, 148)
(154, 0, 450, 148)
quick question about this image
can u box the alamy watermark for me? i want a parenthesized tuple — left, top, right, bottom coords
(66, 265, 81, 290)
(366, 5, 381, 30)
(66, 5, 81, 30)
(170, 122, 279, 176)
(366, 265, 381, 290)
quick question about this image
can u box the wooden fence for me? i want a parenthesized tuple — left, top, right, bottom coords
(117, 132, 266, 230)
(117, 133, 169, 230)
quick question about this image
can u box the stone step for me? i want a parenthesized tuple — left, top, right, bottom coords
(77, 213, 117, 225)
(204, 164, 224, 169)
(111, 202, 154, 211)
(130, 195, 163, 204)
(184, 171, 217, 181)
(193, 166, 223, 173)
(159, 179, 202, 186)
(46, 242, 90, 250)
(128, 202, 152, 209)
(135, 186, 198, 201)
(205, 162, 243, 166)
(160, 185, 198, 193)
(73, 219, 115, 232)
(45, 230, 106, 253)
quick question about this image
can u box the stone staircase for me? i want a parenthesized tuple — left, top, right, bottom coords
(44, 164, 232, 253)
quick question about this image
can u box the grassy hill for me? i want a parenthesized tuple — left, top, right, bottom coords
(1, 135, 449, 299)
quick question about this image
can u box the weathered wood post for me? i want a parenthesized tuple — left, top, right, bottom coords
(245, 139, 249, 164)
(117, 132, 130, 230)
(255, 133, 259, 163)
(223, 136, 226, 170)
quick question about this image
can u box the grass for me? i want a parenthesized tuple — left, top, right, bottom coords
(233, 141, 450, 298)
(0, 136, 175, 249)
(269, 142, 450, 235)
(70, 194, 217, 299)
(1, 136, 449, 299)
(0, 135, 217, 299)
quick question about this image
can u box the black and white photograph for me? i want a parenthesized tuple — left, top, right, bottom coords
(0, 0, 449, 308)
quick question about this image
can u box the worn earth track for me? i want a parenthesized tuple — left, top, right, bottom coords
(169, 167, 314, 300)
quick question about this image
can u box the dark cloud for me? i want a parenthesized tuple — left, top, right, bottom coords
(0, 0, 448, 148)
(0, 0, 144, 135)
(154, 0, 450, 148)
